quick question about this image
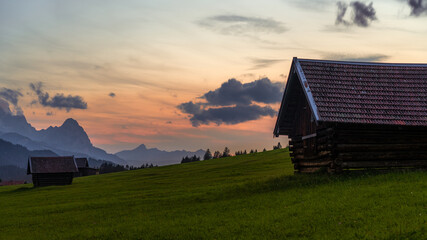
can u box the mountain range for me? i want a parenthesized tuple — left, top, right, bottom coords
(0, 108, 126, 165)
(0, 138, 57, 168)
(116, 144, 205, 166)
(0, 104, 205, 180)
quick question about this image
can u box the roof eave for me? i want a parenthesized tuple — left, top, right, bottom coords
(297, 58, 427, 67)
(274, 57, 323, 137)
(294, 58, 321, 123)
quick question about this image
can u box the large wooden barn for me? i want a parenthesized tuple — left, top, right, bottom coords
(274, 57, 427, 173)
(27, 156, 79, 187)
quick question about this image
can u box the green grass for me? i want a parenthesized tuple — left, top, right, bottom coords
(0, 149, 426, 239)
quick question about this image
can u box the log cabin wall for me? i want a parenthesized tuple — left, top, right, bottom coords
(329, 124, 427, 172)
(288, 102, 323, 173)
(32, 173, 74, 187)
(289, 124, 427, 173)
(289, 126, 332, 173)
(78, 167, 99, 177)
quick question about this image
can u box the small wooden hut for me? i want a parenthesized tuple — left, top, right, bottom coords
(74, 157, 99, 177)
(274, 57, 427, 173)
(27, 156, 78, 187)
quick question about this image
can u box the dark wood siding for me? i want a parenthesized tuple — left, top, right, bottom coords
(75, 167, 99, 177)
(289, 124, 427, 173)
(32, 173, 74, 187)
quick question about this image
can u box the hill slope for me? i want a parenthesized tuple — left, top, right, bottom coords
(0, 149, 425, 239)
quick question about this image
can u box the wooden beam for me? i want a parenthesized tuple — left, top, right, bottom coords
(302, 133, 317, 140)
(342, 160, 427, 169)
(336, 143, 427, 152)
(337, 151, 427, 161)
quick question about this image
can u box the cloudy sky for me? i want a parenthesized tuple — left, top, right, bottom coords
(1, 0, 427, 153)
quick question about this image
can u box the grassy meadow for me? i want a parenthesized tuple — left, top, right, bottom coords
(0, 148, 426, 239)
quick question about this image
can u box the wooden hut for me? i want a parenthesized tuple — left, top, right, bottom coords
(74, 157, 99, 177)
(27, 156, 78, 187)
(274, 57, 427, 173)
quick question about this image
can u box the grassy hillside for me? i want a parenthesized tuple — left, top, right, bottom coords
(0, 149, 425, 239)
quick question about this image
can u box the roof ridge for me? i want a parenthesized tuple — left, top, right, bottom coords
(297, 57, 427, 67)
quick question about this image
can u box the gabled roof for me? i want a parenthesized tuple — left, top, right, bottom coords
(27, 156, 78, 174)
(274, 57, 427, 136)
(75, 158, 89, 168)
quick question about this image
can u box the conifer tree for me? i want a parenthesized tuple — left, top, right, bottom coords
(222, 147, 230, 157)
(213, 151, 221, 159)
(204, 149, 212, 160)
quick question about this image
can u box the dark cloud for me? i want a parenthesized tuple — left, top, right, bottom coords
(335, 1, 377, 27)
(46, 111, 54, 116)
(408, 0, 427, 16)
(177, 78, 282, 127)
(250, 58, 285, 70)
(109, 92, 116, 98)
(323, 53, 389, 62)
(336, 2, 350, 26)
(202, 78, 283, 106)
(178, 101, 203, 114)
(29, 82, 87, 112)
(0, 88, 23, 115)
(178, 103, 276, 127)
(198, 15, 287, 36)
(0, 88, 22, 106)
(0, 98, 12, 114)
(351, 1, 377, 27)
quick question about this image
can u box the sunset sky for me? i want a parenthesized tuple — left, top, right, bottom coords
(1, 0, 427, 153)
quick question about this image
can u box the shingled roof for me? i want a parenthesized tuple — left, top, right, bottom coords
(274, 57, 427, 136)
(27, 156, 78, 174)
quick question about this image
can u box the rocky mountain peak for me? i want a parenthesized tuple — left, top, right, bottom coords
(136, 144, 147, 151)
(61, 118, 80, 128)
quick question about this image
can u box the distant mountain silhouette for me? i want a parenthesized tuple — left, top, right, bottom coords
(115, 144, 205, 166)
(0, 165, 31, 181)
(0, 138, 57, 168)
(0, 132, 51, 151)
(37, 118, 92, 151)
(0, 108, 37, 139)
(0, 108, 126, 165)
(0, 108, 206, 169)
(34, 118, 126, 164)
(0, 138, 106, 181)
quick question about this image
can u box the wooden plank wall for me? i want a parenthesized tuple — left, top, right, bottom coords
(289, 126, 427, 173)
(32, 173, 74, 187)
(289, 127, 333, 173)
(332, 127, 427, 172)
